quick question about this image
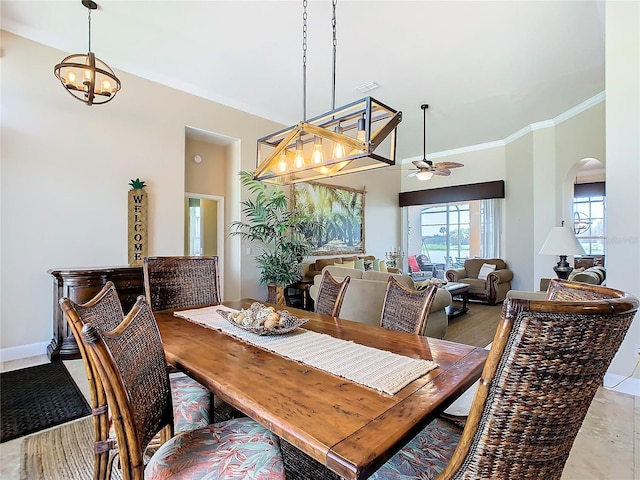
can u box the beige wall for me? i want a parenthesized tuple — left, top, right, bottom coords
(0, 31, 403, 357)
(1, 16, 637, 387)
(604, 1, 639, 383)
(185, 139, 228, 196)
(393, 6, 638, 385)
(401, 144, 507, 193)
(0, 30, 278, 353)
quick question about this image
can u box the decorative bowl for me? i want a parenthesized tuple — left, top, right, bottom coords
(217, 302, 308, 335)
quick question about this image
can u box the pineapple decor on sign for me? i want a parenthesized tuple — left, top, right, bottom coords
(128, 178, 148, 265)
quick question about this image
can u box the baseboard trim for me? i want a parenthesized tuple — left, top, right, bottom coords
(603, 373, 640, 397)
(0, 342, 49, 363)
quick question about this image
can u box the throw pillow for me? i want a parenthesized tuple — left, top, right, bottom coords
(341, 260, 355, 269)
(354, 259, 365, 271)
(316, 258, 340, 271)
(477, 263, 496, 280)
(372, 259, 380, 271)
(378, 260, 388, 272)
(363, 260, 373, 271)
(568, 267, 585, 281)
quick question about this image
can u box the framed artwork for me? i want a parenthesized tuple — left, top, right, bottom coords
(292, 182, 365, 255)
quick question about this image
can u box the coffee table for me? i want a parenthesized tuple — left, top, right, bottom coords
(443, 282, 470, 320)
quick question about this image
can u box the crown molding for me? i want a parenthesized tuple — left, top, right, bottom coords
(401, 91, 605, 164)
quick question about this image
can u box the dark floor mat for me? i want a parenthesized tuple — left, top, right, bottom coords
(1, 361, 90, 443)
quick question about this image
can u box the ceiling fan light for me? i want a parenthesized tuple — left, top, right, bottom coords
(416, 170, 434, 181)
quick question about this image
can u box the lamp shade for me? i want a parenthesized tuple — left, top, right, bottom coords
(539, 226, 585, 256)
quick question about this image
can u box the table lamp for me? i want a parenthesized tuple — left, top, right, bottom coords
(539, 221, 586, 279)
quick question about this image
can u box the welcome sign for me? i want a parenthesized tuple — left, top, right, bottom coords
(128, 179, 148, 265)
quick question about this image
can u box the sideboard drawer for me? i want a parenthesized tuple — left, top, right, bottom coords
(113, 276, 144, 292)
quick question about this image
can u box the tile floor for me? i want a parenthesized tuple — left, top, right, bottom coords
(1, 355, 638, 479)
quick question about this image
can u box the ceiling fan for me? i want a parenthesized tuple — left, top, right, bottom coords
(407, 104, 464, 180)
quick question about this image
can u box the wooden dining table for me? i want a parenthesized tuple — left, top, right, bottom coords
(154, 299, 489, 480)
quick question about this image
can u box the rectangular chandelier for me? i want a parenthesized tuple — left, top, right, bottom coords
(255, 97, 402, 185)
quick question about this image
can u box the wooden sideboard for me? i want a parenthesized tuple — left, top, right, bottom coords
(47, 266, 144, 361)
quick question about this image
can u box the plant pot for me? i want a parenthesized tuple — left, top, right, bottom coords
(267, 284, 285, 305)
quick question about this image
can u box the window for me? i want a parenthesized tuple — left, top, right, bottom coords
(405, 198, 502, 278)
(420, 203, 470, 265)
(573, 194, 605, 255)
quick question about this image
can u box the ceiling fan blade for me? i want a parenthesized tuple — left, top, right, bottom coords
(435, 161, 464, 169)
(433, 169, 451, 176)
(407, 171, 418, 178)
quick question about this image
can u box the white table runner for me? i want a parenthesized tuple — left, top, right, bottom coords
(174, 305, 438, 395)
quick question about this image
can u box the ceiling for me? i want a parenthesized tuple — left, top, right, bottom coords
(1, 1, 605, 163)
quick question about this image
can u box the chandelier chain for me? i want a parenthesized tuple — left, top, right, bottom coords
(331, 0, 337, 110)
(302, 0, 307, 121)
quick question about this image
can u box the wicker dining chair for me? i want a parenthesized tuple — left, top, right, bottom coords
(379, 277, 438, 335)
(143, 255, 236, 418)
(143, 256, 221, 312)
(81, 295, 286, 480)
(370, 279, 638, 480)
(60, 282, 212, 480)
(314, 270, 351, 317)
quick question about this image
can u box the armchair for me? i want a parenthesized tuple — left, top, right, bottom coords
(445, 258, 513, 305)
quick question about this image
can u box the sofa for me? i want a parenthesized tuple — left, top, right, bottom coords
(540, 265, 606, 291)
(445, 258, 513, 305)
(301, 255, 398, 282)
(308, 266, 452, 338)
(508, 266, 607, 301)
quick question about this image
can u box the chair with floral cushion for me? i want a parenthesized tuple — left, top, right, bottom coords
(314, 270, 351, 317)
(60, 282, 212, 480)
(143, 255, 234, 417)
(81, 295, 286, 480)
(370, 279, 638, 479)
(380, 277, 438, 335)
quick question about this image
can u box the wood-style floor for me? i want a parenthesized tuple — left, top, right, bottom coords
(442, 300, 503, 347)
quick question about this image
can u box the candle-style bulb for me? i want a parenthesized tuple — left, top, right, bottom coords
(67, 71, 77, 87)
(333, 125, 346, 159)
(278, 151, 288, 173)
(294, 138, 305, 169)
(312, 137, 323, 164)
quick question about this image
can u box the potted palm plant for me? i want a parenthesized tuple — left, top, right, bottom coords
(231, 171, 321, 304)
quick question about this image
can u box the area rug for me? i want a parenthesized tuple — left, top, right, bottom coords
(1, 361, 91, 443)
(21, 416, 121, 480)
(21, 411, 339, 480)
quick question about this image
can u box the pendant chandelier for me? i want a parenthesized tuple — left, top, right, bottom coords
(254, 0, 402, 185)
(54, 0, 121, 106)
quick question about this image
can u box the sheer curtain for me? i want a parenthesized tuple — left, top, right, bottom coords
(481, 198, 502, 258)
